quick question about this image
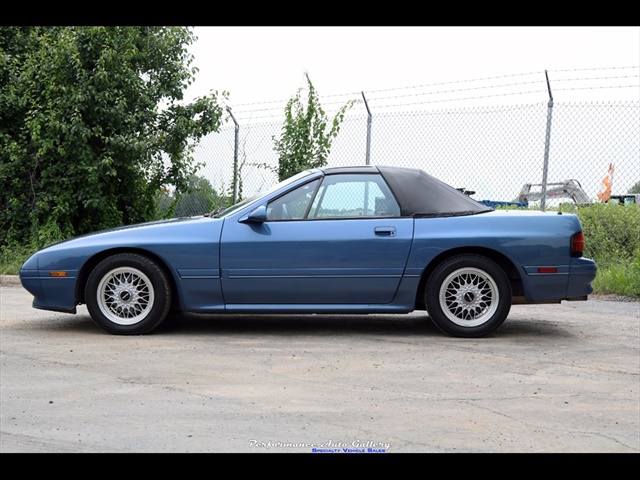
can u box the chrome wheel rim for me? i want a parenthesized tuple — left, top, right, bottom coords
(96, 267, 155, 325)
(439, 267, 499, 327)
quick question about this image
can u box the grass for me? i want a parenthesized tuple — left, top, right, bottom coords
(591, 258, 640, 297)
(1, 245, 33, 277)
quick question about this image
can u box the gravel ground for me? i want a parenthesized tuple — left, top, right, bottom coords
(1, 280, 638, 453)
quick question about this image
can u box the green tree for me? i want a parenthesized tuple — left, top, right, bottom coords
(170, 174, 231, 217)
(272, 72, 356, 181)
(0, 26, 227, 249)
(629, 181, 640, 194)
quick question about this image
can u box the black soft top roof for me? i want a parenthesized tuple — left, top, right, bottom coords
(316, 165, 489, 217)
(377, 165, 491, 217)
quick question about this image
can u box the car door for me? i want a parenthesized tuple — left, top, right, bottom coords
(219, 172, 414, 306)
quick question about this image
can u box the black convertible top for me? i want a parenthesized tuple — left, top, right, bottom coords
(377, 165, 492, 217)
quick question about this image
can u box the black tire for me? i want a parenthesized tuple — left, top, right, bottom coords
(425, 254, 511, 338)
(85, 253, 171, 335)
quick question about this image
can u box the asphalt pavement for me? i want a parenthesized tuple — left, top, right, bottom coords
(1, 277, 639, 453)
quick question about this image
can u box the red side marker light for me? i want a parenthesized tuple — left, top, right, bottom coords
(538, 267, 557, 273)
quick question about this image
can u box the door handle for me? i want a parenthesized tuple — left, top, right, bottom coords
(374, 226, 397, 237)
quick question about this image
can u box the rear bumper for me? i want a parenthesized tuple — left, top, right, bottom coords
(520, 257, 597, 303)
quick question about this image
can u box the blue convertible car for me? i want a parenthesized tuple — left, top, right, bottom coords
(20, 165, 597, 337)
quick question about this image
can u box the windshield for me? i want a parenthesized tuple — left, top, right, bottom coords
(212, 169, 317, 218)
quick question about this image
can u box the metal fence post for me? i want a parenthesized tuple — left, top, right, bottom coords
(362, 92, 372, 165)
(227, 108, 240, 204)
(540, 70, 554, 212)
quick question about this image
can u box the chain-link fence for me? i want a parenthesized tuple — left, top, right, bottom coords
(184, 99, 639, 213)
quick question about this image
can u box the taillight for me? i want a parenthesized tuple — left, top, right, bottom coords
(571, 232, 585, 257)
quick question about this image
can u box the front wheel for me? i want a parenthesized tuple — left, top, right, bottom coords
(425, 255, 511, 338)
(85, 253, 171, 335)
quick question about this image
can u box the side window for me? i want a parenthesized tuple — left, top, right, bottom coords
(266, 179, 320, 220)
(308, 174, 400, 218)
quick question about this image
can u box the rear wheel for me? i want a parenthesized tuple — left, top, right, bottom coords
(85, 253, 171, 335)
(425, 254, 511, 337)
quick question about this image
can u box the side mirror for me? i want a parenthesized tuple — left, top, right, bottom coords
(240, 205, 267, 223)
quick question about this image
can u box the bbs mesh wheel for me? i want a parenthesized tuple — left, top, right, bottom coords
(425, 254, 511, 337)
(85, 253, 171, 335)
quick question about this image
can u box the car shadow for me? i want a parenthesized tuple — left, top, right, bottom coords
(160, 312, 440, 337)
(156, 311, 574, 339)
(21, 310, 575, 339)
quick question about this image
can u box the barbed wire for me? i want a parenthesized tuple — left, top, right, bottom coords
(224, 66, 640, 123)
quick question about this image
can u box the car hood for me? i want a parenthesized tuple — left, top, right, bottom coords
(20, 215, 223, 274)
(36, 216, 217, 252)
